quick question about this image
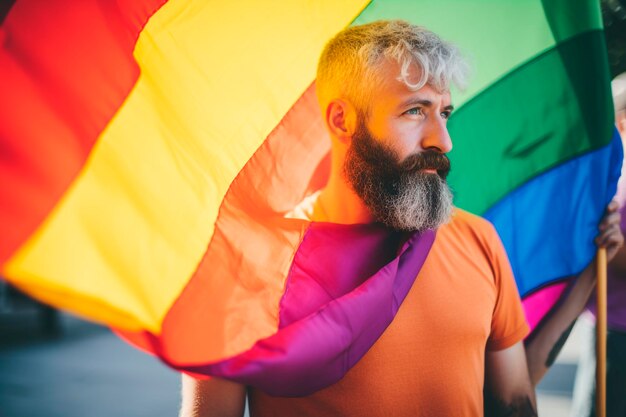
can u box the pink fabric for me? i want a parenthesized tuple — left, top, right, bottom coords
(522, 282, 568, 331)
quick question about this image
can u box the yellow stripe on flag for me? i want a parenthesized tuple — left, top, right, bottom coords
(5, 0, 370, 331)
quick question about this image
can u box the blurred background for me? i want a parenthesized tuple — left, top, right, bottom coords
(0, 297, 182, 417)
(1, 1, 625, 416)
(0, 289, 596, 417)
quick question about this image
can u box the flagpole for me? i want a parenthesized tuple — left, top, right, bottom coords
(596, 247, 607, 417)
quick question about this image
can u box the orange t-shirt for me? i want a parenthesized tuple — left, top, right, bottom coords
(249, 209, 529, 417)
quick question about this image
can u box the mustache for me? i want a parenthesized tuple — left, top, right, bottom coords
(400, 151, 451, 179)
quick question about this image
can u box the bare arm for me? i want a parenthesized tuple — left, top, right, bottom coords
(524, 201, 623, 385)
(524, 263, 596, 385)
(484, 341, 537, 417)
(179, 374, 246, 417)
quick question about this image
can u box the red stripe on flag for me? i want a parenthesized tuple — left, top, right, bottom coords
(0, 0, 167, 264)
(0, 0, 16, 24)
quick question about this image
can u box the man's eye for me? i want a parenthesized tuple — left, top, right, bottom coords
(441, 111, 452, 120)
(405, 107, 422, 116)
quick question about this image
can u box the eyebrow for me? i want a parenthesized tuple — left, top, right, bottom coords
(400, 98, 454, 112)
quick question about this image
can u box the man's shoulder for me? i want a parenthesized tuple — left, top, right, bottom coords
(445, 208, 497, 236)
(437, 208, 501, 255)
(437, 209, 511, 285)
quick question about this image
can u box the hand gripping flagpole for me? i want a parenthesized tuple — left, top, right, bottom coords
(596, 247, 607, 417)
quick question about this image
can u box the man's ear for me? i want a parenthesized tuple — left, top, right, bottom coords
(325, 99, 357, 143)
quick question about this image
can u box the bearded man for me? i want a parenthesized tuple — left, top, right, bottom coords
(180, 20, 623, 417)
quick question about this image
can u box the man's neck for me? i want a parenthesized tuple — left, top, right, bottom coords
(317, 174, 375, 225)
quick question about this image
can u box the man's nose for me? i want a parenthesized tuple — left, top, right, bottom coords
(421, 116, 452, 153)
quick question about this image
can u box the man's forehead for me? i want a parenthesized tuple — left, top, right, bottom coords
(375, 59, 449, 97)
(375, 59, 416, 84)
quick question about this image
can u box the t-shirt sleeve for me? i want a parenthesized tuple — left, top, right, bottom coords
(485, 224, 530, 351)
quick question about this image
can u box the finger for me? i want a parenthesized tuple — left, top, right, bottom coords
(607, 200, 620, 213)
(599, 211, 621, 230)
(596, 229, 625, 248)
(596, 223, 623, 241)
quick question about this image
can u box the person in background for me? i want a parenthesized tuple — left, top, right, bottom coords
(571, 72, 626, 417)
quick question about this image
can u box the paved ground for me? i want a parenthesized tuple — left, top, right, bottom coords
(0, 312, 184, 417)
(0, 310, 587, 417)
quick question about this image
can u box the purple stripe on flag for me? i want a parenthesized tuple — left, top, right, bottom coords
(182, 222, 435, 396)
(278, 222, 407, 327)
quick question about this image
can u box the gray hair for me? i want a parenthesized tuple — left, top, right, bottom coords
(316, 20, 469, 112)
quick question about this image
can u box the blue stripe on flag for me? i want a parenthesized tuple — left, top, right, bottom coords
(484, 129, 623, 296)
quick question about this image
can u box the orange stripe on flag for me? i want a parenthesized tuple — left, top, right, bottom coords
(118, 83, 333, 363)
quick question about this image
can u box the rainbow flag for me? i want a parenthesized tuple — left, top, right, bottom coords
(0, 0, 620, 396)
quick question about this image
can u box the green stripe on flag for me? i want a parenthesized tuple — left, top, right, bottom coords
(541, 0, 603, 43)
(447, 30, 613, 214)
(354, 0, 603, 109)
